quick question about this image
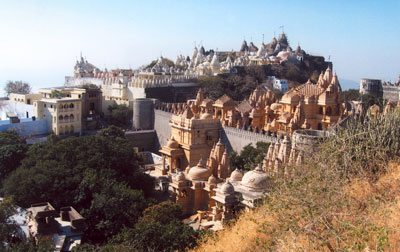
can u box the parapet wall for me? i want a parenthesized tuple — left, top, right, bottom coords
(220, 126, 279, 153)
(153, 108, 279, 153)
(154, 109, 173, 152)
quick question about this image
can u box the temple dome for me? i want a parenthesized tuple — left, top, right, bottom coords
(188, 159, 210, 181)
(240, 165, 269, 192)
(176, 172, 186, 182)
(220, 181, 235, 194)
(167, 136, 179, 148)
(208, 175, 217, 185)
(229, 169, 243, 182)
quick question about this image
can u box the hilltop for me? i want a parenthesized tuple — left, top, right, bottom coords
(192, 109, 400, 251)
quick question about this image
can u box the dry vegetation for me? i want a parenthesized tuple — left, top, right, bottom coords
(193, 110, 400, 252)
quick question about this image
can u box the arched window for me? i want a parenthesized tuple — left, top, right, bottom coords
(317, 123, 323, 130)
(64, 125, 69, 134)
(59, 115, 63, 120)
(70, 125, 74, 134)
(64, 115, 69, 121)
(326, 107, 332, 116)
(319, 107, 323, 115)
(70, 114, 74, 121)
(70, 103, 74, 109)
(59, 126, 64, 135)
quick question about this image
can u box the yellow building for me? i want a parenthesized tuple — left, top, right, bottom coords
(160, 107, 220, 173)
(9, 93, 43, 105)
(34, 98, 82, 135)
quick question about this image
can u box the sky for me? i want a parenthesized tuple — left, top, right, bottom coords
(0, 0, 399, 92)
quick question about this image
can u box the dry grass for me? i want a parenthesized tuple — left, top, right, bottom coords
(193, 112, 400, 252)
(193, 162, 400, 252)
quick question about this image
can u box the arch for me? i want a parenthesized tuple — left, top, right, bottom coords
(64, 115, 69, 121)
(59, 115, 63, 120)
(326, 107, 332, 116)
(69, 103, 74, 109)
(70, 114, 74, 121)
(317, 123, 323, 130)
(318, 107, 323, 115)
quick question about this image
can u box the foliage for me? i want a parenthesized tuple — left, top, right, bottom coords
(342, 89, 360, 102)
(3, 81, 31, 96)
(49, 90, 66, 98)
(7, 238, 54, 252)
(79, 84, 98, 89)
(324, 109, 400, 178)
(97, 125, 125, 138)
(0, 198, 19, 250)
(360, 93, 385, 111)
(2, 131, 154, 243)
(82, 182, 148, 242)
(106, 102, 132, 128)
(106, 202, 199, 252)
(0, 131, 28, 185)
(194, 110, 400, 252)
(229, 142, 270, 172)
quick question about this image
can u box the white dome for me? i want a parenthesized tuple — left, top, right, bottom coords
(240, 165, 269, 192)
(229, 169, 243, 182)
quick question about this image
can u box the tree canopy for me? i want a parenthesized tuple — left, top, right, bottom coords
(2, 129, 154, 243)
(230, 141, 270, 172)
(0, 131, 28, 185)
(106, 102, 132, 128)
(3, 81, 31, 96)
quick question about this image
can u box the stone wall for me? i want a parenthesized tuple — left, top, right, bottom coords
(382, 85, 400, 102)
(153, 109, 279, 153)
(125, 130, 156, 152)
(153, 109, 173, 152)
(220, 126, 279, 153)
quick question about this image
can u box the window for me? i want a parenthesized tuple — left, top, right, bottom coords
(70, 114, 74, 121)
(326, 107, 332, 116)
(44, 104, 47, 108)
(70, 103, 74, 109)
(78, 94, 81, 98)
(50, 105, 53, 108)
(318, 107, 323, 115)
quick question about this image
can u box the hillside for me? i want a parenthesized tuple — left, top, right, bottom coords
(193, 110, 400, 252)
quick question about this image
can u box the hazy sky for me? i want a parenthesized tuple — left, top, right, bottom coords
(0, 0, 399, 92)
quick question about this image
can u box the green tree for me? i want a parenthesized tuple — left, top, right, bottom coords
(97, 125, 125, 138)
(342, 89, 360, 102)
(106, 103, 132, 128)
(82, 181, 148, 242)
(0, 198, 18, 250)
(0, 131, 28, 185)
(229, 141, 270, 172)
(50, 90, 66, 98)
(3, 133, 154, 243)
(107, 202, 199, 252)
(3, 81, 31, 96)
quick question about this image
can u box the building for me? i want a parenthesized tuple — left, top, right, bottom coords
(272, 77, 289, 93)
(34, 97, 82, 135)
(26, 202, 85, 251)
(37, 86, 102, 131)
(360, 78, 383, 97)
(9, 93, 43, 105)
(159, 107, 220, 174)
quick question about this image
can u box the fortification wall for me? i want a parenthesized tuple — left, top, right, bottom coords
(220, 126, 278, 153)
(154, 109, 173, 153)
(125, 130, 156, 152)
(382, 85, 400, 102)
